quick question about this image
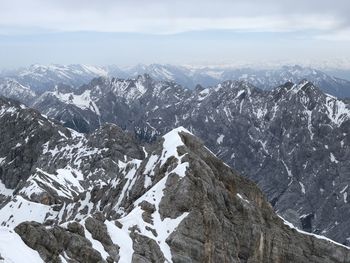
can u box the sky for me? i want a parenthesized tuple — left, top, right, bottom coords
(1, 0, 350, 69)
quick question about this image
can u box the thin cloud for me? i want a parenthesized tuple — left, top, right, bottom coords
(0, 0, 349, 34)
(0, 0, 349, 67)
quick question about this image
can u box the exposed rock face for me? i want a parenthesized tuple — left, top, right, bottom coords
(0, 98, 350, 262)
(0, 97, 68, 189)
(15, 221, 106, 263)
(22, 75, 350, 244)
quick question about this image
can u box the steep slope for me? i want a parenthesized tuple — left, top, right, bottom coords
(0, 99, 350, 262)
(29, 76, 350, 245)
(0, 78, 36, 105)
(32, 75, 191, 134)
(140, 79, 350, 244)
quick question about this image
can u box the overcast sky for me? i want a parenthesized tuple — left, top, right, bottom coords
(1, 0, 350, 68)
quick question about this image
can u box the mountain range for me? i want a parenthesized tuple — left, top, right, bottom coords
(2, 63, 350, 98)
(0, 96, 350, 262)
(1, 64, 350, 261)
(1, 70, 350, 245)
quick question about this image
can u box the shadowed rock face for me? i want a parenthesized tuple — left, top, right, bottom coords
(0, 97, 69, 189)
(23, 75, 350, 244)
(0, 99, 350, 262)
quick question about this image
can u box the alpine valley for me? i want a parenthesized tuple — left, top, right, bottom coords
(1, 64, 350, 262)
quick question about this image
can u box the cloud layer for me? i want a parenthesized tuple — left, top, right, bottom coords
(0, 1, 349, 68)
(0, 0, 349, 35)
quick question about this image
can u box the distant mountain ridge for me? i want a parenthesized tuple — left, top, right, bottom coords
(1, 63, 350, 98)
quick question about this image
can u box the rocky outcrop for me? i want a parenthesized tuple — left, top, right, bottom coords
(0, 97, 69, 189)
(15, 221, 105, 263)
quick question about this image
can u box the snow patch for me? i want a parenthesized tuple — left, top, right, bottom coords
(299, 182, 306, 194)
(217, 134, 224, 144)
(0, 181, 13, 197)
(330, 153, 339, 163)
(279, 216, 350, 250)
(53, 90, 100, 116)
(0, 196, 53, 228)
(0, 227, 43, 263)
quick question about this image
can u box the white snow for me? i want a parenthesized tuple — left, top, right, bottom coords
(344, 192, 348, 203)
(143, 154, 159, 188)
(258, 140, 268, 153)
(305, 110, 314, 139)
(106, 127, 191, 262)
(330, 153, 339, 163)
(234, 90, 245, 99)
(340, 185, 348, 203)
(0, 227, 43, 263)
(83, 225, 110, 260)
(217, 134, 224, 144)
(113, 159, 142, 215)
(198, 88, 210, 101)
(237, 193, 250, 203)
(299, 182, 306, 194)
(0, 106, 17, 117)
(0, 196, 54, 228)
(279, 216, 350, 250)
(160, 126, 190, 166)
(340, 185, 348, 193)
(0, 181, 13, 197)
(325, 96, 350, 126)
(53, 90, 100, 116)
(20, 168, 84, 200)
(105, 220, 134, 263)
(281, 160, 292, 177)
(256, 108, 267, 119)
(81, 64, 108, 76)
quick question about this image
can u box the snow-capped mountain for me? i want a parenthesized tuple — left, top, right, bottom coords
(2, 64, 109, 93)
(118, 64, 350, 98)
(0, 96, 349, 262)
(31, 75, 190, 133)
(2, 63, 350, 98)
(0, 78, 36, 105)
(220, 65, 350, 98)
(25, 75, 350, 245)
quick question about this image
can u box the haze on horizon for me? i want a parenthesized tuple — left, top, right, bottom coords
(1, 0, 350, 69)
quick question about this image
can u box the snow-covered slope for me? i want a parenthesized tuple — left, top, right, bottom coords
(0, 228, 43, 263)
(3, 64, 109, 93)
(0, 78, 36, 104)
